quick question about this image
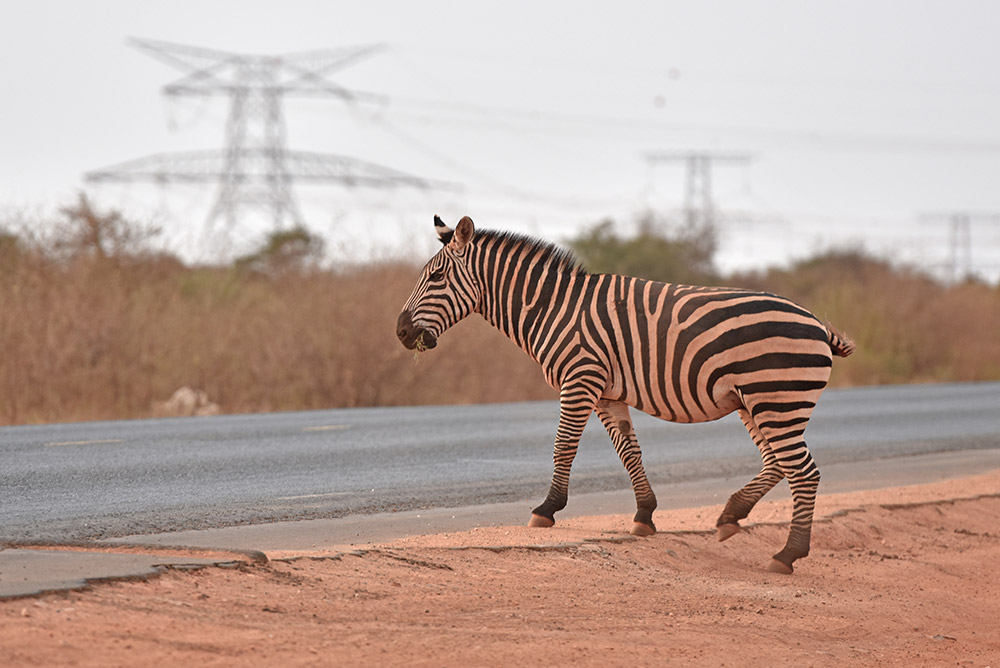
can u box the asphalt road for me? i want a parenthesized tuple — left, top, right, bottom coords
(2, 382, 999, 544)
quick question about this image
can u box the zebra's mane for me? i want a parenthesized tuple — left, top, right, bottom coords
(475, 228, 587, 276)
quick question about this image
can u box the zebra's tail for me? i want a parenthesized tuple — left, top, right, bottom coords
(826, 324, 855, 358)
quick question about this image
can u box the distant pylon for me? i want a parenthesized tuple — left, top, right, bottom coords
(922, 211, 1000, 282)
(645, 151, 753, 228)
(86, 38, 448, 239)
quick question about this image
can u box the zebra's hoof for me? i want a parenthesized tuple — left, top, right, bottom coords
(766, 558, 794, 575)
(528, 513, 554, 528)
(630, 522, 656, 537)
(716, 523, 740, 542)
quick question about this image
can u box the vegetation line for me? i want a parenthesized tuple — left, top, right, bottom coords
(1, 197, 997, 426)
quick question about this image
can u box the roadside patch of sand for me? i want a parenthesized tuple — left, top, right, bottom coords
(2, 471, 998, 667)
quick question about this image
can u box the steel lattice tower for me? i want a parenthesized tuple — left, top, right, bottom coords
(646, 151, 754, 228)
(922, 211, 1000, 282)
(86, 38, 437, 237)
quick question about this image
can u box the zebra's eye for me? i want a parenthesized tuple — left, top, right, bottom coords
(429, 268, 445, 281)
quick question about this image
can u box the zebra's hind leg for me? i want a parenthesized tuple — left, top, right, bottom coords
(595, 400, 657, 536)
(716, 407, 785, 541)
(764, 450, 820, 574)
(743, 401, 822, 574)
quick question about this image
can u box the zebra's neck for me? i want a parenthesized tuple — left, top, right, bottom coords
(469, 232, 588, 363)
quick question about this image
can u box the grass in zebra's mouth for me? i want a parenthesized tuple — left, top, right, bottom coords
(412, 332, 429, 361)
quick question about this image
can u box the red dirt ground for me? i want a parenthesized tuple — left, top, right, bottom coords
(2, 471, 998, 667)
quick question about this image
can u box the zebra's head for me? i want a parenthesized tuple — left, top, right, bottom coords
(397, 215, 481, 352)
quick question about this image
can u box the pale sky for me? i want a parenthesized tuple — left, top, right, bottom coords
(2, 1, 999, 278)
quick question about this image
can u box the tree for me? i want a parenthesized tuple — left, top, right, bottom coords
(234, 227, 326, 276)
(568, 210, 718, 285)
(54, 193, 160, 263)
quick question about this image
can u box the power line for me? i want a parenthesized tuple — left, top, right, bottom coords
(373, 95, 1000, 155)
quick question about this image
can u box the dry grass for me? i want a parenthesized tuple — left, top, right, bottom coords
(0, 249, 554, 425)
(1, 209, 998, 425)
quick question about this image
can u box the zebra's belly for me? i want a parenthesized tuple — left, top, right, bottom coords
(621, 390, 741, 425)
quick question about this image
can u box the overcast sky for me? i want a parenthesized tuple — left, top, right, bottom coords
(2, 1, 999, 277)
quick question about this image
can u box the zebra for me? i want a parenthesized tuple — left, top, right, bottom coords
(396, 215, 854, 573)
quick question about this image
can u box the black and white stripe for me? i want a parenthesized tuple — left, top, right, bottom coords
(397, 216, 854, 573)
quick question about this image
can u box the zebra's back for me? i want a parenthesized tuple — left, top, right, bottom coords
(579, 275, 837, 424)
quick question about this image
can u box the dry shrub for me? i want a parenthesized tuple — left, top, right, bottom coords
(0, 212, 552, 425)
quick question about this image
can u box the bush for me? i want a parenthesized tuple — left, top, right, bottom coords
(568, 210, 719, 285)
(0, 200, 553, 424)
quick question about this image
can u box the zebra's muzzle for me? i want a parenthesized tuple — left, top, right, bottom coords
(396, 310, 437, 351)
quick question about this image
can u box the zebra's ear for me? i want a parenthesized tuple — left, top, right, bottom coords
(434, 215, 454, 245)
(453, 216, 475, 250)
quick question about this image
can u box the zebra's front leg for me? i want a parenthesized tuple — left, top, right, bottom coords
(528, 378, 600, 528)
(595, 399, 657, 536)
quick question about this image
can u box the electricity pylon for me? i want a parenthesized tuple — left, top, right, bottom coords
(86, 38, 441, 238)
(922, 211, 1000, 282)
(645, 151, 754, 228)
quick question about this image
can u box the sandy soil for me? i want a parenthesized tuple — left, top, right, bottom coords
(2, 471, 999, 667)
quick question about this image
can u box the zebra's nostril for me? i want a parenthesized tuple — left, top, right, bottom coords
(397, 311, 414, 335)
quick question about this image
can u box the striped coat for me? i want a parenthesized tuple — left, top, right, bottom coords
(397, 216, 853, 573)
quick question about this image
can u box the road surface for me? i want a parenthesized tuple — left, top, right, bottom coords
(2, 382, 999, 544)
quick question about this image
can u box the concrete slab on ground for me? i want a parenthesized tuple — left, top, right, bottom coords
(0, 546, 263, 599)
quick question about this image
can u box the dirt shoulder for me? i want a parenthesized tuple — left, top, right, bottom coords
(2, 471, 999, 667)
